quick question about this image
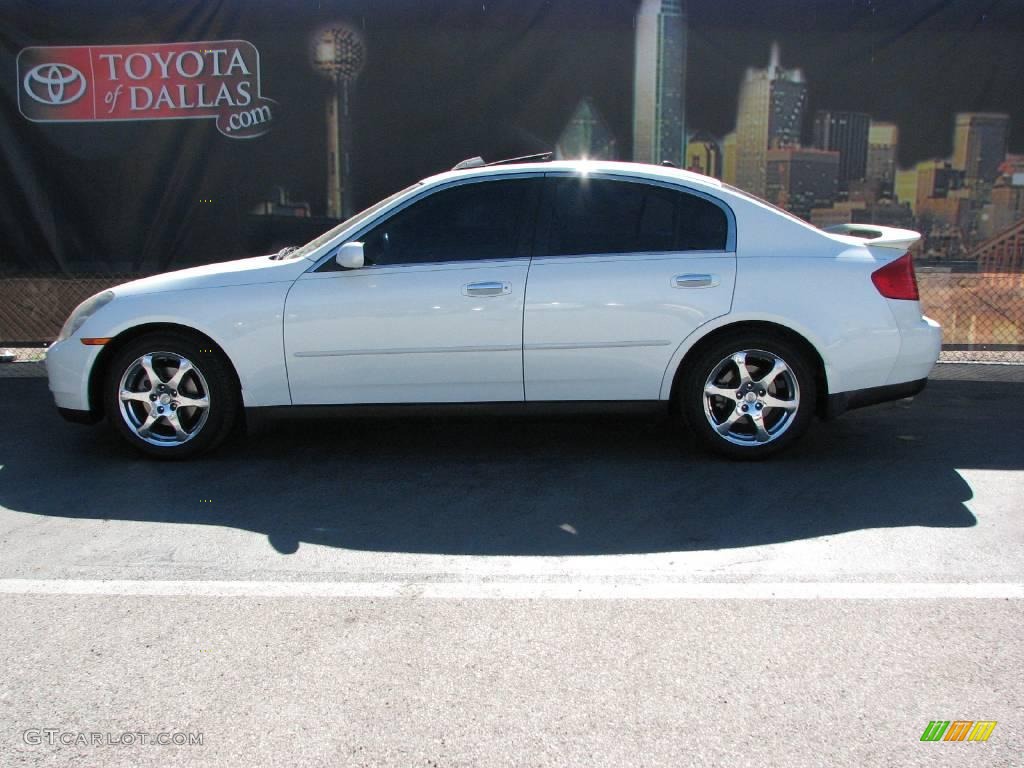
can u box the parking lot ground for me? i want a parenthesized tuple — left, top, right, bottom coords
(0, 366, 1022, 767)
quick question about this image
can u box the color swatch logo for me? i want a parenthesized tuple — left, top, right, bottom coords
(920, 721, 997, 742)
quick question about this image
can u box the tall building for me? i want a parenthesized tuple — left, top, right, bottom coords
(983, 176, 1024, 237)
(952, 113, 1010, 183)
(555, 98, 617, 160)
(734, 43, 807, 197)
(765, 147, 839, 220)
(812, 110, 869, 192)
(866, 122, 899, 197)
(722, 131, 737, 184)
(915, 159, 965, 212)
(894, 167, 919, 213)
(632, 0, 687, 166)
(685, 131, 721, 178)
(809, 199, 914, 230)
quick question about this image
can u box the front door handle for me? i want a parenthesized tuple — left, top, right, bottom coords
(463, 281, 511, 297)
(672, 273, 719, 289)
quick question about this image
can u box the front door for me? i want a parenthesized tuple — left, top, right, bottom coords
(284, 177, 540, 404)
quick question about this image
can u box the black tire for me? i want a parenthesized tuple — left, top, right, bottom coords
(678, 330, 817, 460)
(104, 331, 239, 459)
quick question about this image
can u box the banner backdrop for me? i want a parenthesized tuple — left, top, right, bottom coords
(1, 1, 1023, 341)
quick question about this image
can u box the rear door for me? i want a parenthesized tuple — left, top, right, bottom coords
(523, 174, 736, 400)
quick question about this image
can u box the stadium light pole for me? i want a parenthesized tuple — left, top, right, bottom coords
(311, 25, 366, 219)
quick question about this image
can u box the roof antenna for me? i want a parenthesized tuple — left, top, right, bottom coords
(451, 156, 486, 171)
(451, 152, 554, 171)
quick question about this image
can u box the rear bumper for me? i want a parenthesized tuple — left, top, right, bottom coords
(823, 377, 927, 420)
(886, 313, 942, 386)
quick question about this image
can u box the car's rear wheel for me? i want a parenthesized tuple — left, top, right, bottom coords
(679, 331, 816, 460)
(104, 332, 239, 459)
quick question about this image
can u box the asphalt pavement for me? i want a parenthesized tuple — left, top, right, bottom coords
(0, 366, 1021, 767)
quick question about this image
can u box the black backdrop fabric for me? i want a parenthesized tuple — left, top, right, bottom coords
(1, 0, 1022, 275)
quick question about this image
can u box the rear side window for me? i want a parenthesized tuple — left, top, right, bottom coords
(543, 178, 728, 256)
(359, 178, 538, 266)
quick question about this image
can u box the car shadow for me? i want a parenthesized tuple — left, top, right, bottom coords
(1, 377, 1017, 556)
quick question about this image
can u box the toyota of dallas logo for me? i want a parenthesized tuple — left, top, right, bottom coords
(17, 41, 277, 139)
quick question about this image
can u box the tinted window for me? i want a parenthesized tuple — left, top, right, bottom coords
(360, 179, 537, 266)
(544, 178, 728, 256)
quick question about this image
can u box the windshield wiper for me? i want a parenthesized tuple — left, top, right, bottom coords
(271, 246, 298, 260)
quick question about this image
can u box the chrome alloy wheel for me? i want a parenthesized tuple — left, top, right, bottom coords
(702, 349, 801, 446)
(117, 352, 211, 446)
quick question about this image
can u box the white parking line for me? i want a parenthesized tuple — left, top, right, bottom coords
(0, 579, 1021, 600)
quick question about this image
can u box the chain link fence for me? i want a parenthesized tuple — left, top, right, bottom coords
(0, 275, 139, 347)
(916, 269, 1024, 352)
(2, 265, 1023, 361)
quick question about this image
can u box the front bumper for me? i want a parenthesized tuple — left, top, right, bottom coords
(45, 338, 101, 414)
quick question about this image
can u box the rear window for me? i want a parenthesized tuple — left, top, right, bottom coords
(544, 178, 729, 256)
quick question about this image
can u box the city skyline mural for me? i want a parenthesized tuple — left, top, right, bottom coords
(2, 0, 1023, 279)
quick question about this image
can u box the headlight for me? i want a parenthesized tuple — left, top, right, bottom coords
(56, 290, 115, 342)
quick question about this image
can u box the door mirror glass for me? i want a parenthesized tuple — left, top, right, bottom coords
(335, 241, 365, 270)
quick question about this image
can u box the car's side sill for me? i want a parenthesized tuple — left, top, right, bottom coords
(245, 400, 669, 432)
(823, 378, 928, 420)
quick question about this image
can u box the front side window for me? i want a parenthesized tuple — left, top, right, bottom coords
(543, 178, 729, 256)
(359, 178, 538, 266)
(291, 182, 421, 261)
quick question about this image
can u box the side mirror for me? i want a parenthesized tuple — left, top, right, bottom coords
(335, 241, 365, 270)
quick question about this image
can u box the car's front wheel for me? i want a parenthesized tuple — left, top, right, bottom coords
(104, 332, 239, 459)
(679, 331, 816, 460)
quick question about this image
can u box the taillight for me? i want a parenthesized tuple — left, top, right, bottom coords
(871, 252, 919, 300)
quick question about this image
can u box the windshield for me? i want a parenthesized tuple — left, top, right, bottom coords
(283, 182, 422, 259)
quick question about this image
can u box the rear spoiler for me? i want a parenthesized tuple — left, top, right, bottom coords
(822, 223, 921, 250)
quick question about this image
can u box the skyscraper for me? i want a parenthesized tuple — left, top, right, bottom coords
(866, 122, 899, 197)
(765, 147, 839, 220)
(952, 113, 1010, 183)
(916, 159, 965, 211)
(734, 43, 806, 197)
(555, 98, 617, 160)
(632, 0, 687, 166)
(915, 159, 969, 231)
(894, 167, 919, 213)
(813, 110, 870, 192)
(685, 131, 721, 178)
(982, 177, 1024, 238)
(722, 131, 737, 184)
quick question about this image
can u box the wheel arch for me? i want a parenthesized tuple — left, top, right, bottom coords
(87, 323, 242, 418)
(664, 319, 831, 418)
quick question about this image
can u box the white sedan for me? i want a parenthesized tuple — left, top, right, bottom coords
(45, 158, 941, 459)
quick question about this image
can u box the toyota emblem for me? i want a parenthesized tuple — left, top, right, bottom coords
(23, 62, 87, 106)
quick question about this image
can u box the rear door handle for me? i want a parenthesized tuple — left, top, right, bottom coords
(463, 281, 511, 297)
(672, 273, 718, 289)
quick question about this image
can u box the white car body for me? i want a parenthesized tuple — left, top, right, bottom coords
(46, 160, 941, 454)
